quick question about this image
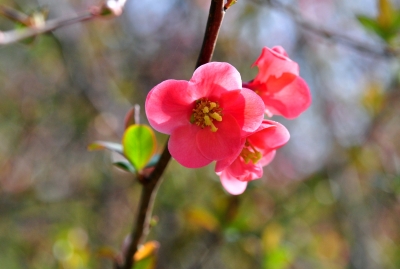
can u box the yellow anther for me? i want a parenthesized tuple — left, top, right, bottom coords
(240, 141, 262, 164)
(210, 122, 218, 132)
(204, 115, 212, 126)
(191, 98, 223, 132)
(210, 112, 222, 121)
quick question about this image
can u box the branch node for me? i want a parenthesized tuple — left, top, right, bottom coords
(224, 0, 237, 11)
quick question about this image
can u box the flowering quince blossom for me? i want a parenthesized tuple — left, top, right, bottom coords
(243, 46, 311, 119)
(215, 120, 290, 195)
(145, 62, 265, 168)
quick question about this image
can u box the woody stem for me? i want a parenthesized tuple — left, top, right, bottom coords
(117, 1, 227, 269)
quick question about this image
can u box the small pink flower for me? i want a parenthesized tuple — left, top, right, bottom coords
(215, 120, 290, 195)
(145, 62, 265, 168)
(243, 46, 311, 119)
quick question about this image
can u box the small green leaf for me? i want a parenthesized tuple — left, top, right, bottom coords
(88, 141, 123, 155)
(392, 11, 400, 29)
(113, 161, 136, 174)
(134, 257, 154, 269)
(357, 16, 384, 35)
(122, 125, 156, 172)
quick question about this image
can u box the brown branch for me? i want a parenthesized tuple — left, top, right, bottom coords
(118, 147, 170, 269)
(0, 0, 127, 45)
(118, 1, 227, 269)
(196, 0, 226, 67)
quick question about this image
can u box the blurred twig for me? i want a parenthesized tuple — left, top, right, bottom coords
(0, 0, 127, 45)
(0, 5, 33, 26)
(263, 0, 400, 57)
(118, 1, 228, 269)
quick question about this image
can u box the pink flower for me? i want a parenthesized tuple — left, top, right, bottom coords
(145, 62, 265, 168)
(215, 120, 290, 195)
(243, 46, 311, 119)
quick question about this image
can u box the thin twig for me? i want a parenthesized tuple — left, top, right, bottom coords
(0, 5, 31, 25)
(0, 12, 94, 45)
(266, 0, 400, 57)
(0, 0, 127, 45)
(118, 1, 227, 269)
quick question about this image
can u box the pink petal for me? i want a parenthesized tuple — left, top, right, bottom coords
(227, 157, 263, 181)
(215, 138, 246, 172)
(217, 170, 248, 195)
(258, 150, 276, 166)
(253, 47, 299, 83)
(249, 120, 290, 150)
(264, 72, 297, 94)
(169, 124, 212, 168)
(221, 88, 265, 135)
(188, 62, 242, 99)
(197, 114, 242, 161)
(271, 46, 289, 58)
(145, 80, 193, 134)
(261, 76, 311, 119)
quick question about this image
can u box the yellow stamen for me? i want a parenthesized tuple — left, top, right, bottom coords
(240, 140, 262, 164)
(210, 112, 222, 121)
(204, 115, 218, 132)
(190, 98, 223, 132)
(210, 122, 218, 132)
(204, 115, 212, 126)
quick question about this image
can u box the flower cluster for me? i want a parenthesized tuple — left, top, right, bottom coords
(243, 46, 311, 119)
(145, 46, 311, 195)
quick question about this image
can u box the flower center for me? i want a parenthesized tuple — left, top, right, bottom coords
(190, 98, 223, 132)
(240, 140, 262, 164)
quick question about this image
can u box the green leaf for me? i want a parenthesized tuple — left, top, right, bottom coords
(122, 125, 156, 172)
(357, 16, 385, 37)
(263, 247, 292, 269)
(357, 9, 400, 42)
(113, 161, 136, 174)
(88, 141, 123, 155)
(134, 258, 154, 269)
(392, 11, 400, 29)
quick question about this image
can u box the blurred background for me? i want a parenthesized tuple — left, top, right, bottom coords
(1, 0, 400, 268)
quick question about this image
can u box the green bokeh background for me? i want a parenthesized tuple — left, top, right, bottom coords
(1, 0, 400, 268)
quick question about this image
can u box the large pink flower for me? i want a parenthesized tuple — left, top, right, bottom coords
(215, 120, 290, 195)
(243, 46, 311, 119)
(145, 62, 265, 168)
